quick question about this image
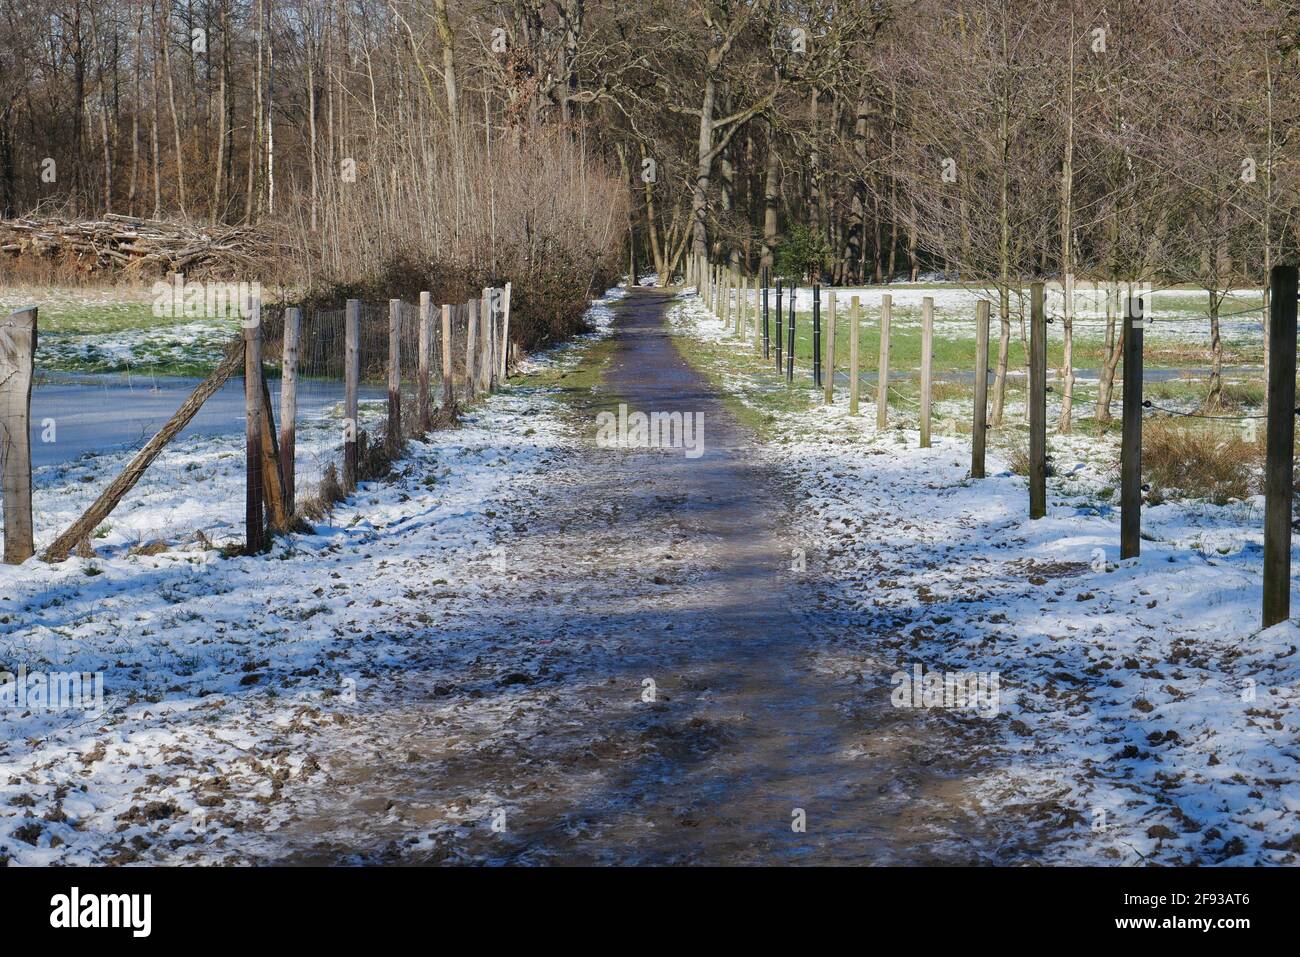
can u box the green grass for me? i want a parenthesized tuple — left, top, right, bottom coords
(767, 307, 1262, 378)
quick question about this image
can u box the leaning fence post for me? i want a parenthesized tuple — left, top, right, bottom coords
(824, 292, 837, 404)
(1029, 281, 1047, 519)
(344, 299, 360, 490)
(812, 284, 822, 389)
(1120, 294, 1144, 559)
(972, 299, 989, 478)
(920, 295, 934, 448)
(877, 294, 891, 429)
(1263, 264, 1298, 627)
(0, 306, 36, 564)
(849, 296, 861, 415)
(245, 301, 265, 553)
(280, 306, 300, 514)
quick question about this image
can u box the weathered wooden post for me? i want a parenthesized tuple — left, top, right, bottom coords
(387, 299, 403, 451)
(812, 284, 822, 389)
(344, 299, 360, 490)
(1120, 293, 1145, 560)
(786, 290, 796, 382)
(245, 301, 265, 553)
(500, 281, 513, 381)
(762, 268, 771, 359)
(441, 304, 454, 406)
(722, 268, 732, 331)
(972, 299, 989, 478)
(1029, 281, 1047, 519)
(824, 293, 837, 404)
(465, 298, 479, 400)
(775, 278, 784, 370)
(920, 296, 934, 448)
(479, 288, 495, 393)
(418, 292, 433, 432)
(0, 306, 36, 564)
(1263, 264, 1298, 627)
(877, 294, 891, 429)
(849, 296, 861, 416)
(280, 306, 300, 513)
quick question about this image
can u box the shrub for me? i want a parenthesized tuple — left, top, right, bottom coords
(1141, 419, 1260, 505)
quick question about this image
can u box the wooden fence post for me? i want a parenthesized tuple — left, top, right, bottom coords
(441, 304, 454, 406)
(849, 296, 861, 416)
(388, 299, 403, 450)
(1263, 264, 1298, 627)
(500, 281, 512, 381)
(775, 278, 784, 370)
(280, 306, 300, 513)
(344, 299, 360, 490)
(245, 303, 265, 553)
(722, 268, 732, 331)
(786, 287, 796, 382)
(824, 292, 837, 404)
(0, 306, 36, 564)
(972, 299, 989, 478)
(465, 299, 479, 399)
(481, 287, 497, 393)
(920, 295, 934, 448)
(762, 268, 771, 359)
(1029, 281, 1047, 519)
(877, 294, 891, 429)
(812, 284, 822, 389)
(418, 292, 432, 432)
(1120, 294, 1145, 560)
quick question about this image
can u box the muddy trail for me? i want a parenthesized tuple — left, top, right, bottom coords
(267, 288, 1025, 865)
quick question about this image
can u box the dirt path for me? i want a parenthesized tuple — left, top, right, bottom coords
(270, 289, 1018, 864)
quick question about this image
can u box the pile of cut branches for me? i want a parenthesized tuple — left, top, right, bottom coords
(0, 214, 284, 278)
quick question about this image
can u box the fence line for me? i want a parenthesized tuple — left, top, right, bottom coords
(687, 256, 1300, 630)
(1, 283, 512, 565)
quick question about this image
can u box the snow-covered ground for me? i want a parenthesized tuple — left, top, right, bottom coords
(670, 290, 1300, 865)
(0, 290, 624, 865)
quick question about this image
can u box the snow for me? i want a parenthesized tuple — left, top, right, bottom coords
(0, 289, 625, 865)
(669, 289, 1299, 865)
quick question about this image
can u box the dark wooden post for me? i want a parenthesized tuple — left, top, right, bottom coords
(972, 299, 989, 478)
(1120, 294, 1145, 559)
(762, 267, 771, 359)
(344, 299, 360, 491)
(920, 296, 934, 447)
(823, 292, 837, 404)
(1263, 264, 1298, 627)
(1029, 281, 1047, 519)
(812, 284, 822, 389)
(0, 306, 36, 564)
(786, 290, 796, 382)
(387, 299, 402, 450)
(280, 306, 300, 514)
(245, 302, 265, 553)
